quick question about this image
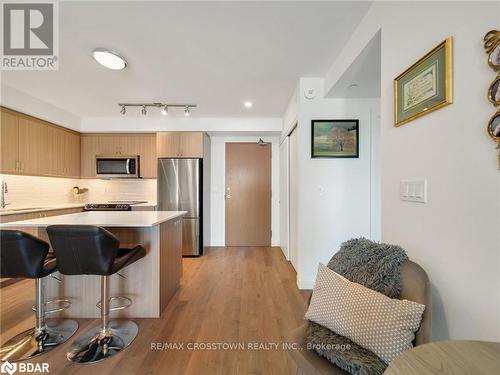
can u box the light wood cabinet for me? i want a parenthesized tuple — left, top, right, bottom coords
(0, 107, 81, 178)
(159, 218, 183, 310)
(156, 132, 204, 158)
(64, 131, 81, 177)
(0, 110, 20, 173)
(18, 116, 47, 175)
(81, 133, 157, 178)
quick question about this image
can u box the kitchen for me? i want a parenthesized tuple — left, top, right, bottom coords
(0, 106, 211, 362)
(0, 107, 209, 256)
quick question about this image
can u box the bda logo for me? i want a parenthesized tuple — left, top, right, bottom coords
(0, 361, 17, 375)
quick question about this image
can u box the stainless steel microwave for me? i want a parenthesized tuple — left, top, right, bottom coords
(95, 155, 140, 178)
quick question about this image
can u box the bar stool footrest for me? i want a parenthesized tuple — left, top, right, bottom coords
(96, 296, 133, 312)
(31, 298, 72, 315)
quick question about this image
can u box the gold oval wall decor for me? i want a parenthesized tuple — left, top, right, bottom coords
(487, 110, 500, 142)
(484, 30, 500, 71)
(488, 76, 500, 106)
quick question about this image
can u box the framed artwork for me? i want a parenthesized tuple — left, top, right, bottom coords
(311, 119, 359, 158)
(394, 37, 453, 127)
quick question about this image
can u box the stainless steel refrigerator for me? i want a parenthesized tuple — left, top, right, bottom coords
(158, 158, 203, 256)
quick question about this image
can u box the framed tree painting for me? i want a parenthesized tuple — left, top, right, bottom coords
(311, 119, 359, 158)
(394, 37, 453, 127)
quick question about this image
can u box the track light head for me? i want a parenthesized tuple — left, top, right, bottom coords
(120, 105, 126, 115)
(141, 105, 147, 115)
(161, 105, 168, 116)
(184, 106, 191, 117)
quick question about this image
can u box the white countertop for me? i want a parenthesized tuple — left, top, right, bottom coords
(0, 202, 157, 216)
(0, 203, 85, 216)
(0, 211, 185, 227)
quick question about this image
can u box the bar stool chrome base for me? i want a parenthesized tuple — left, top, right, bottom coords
(66, 320, 138, 364)
(0, 319, 78, 362)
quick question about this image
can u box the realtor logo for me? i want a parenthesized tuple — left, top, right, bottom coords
(1, 1, 58, 70)
(0, 361, 17, 375)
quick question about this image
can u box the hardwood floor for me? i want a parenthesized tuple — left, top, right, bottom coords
(0, 247, 310, 374)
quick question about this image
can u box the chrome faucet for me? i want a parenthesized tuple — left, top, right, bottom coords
(1, 180, 9, 209)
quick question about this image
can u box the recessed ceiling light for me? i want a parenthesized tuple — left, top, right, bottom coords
(244, 101, 253, 108)
(348, 84, 359, 89)
(92, 48, 127, 70)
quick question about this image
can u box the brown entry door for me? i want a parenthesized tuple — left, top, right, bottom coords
(225, 143, 272, 246)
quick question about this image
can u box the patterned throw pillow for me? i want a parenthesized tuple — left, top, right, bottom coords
(305, 263, 425, 364)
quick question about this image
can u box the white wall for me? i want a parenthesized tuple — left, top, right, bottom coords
(80, 116, 282, 133)
(292, 78, 380, 288)
(325, 1, 500, 342)
(209, 135, 280, 247)
(0, 85, 81, 131)
(282, 85, 299, 138)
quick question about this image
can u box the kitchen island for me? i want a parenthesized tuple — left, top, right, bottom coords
(0, 211, 186, 318)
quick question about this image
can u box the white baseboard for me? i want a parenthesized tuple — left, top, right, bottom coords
(296, 275, 315, 290)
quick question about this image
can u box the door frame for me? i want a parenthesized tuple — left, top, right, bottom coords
(288, 125, 298, 271)
(279, 136, 290, 260)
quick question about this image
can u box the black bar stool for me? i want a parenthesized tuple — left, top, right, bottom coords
(0, 230, 78, 362)
(46, 225, 146, 364)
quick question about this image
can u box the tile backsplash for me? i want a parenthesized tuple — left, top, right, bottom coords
(0, 174, 156, 208)
(83, 178, 157, 203)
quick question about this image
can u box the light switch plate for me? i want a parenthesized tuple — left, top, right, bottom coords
(400, 179, 427, 203)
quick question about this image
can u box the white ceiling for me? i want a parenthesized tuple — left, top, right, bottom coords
(1, 1, 372, 118)
(326, 30, 380, 98)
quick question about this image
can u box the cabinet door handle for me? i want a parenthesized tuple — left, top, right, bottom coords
(20, 162, 24, 171)
(15, 161, 19, 171)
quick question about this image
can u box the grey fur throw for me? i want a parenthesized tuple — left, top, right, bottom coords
(327, 237, 408, 298)
(307, 322, 387, 375)
(307, 238, 409, 375)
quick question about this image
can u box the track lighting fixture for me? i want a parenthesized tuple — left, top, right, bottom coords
(117, 103, 196, 116)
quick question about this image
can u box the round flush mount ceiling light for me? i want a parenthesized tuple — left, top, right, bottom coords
(92, 48, 127, 70)
(244, 101, 253, 108)
(348, 84, 359, 89)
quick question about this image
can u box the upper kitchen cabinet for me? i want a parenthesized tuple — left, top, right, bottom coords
(81, 133, 157, 178)
(157, 132, 205, 158)
(18, 116, 48, 175)
(0, 107, 81, 178)
(0, 109, 20, 174)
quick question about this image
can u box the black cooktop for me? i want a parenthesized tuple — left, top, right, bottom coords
(83, 204, 132, 211)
